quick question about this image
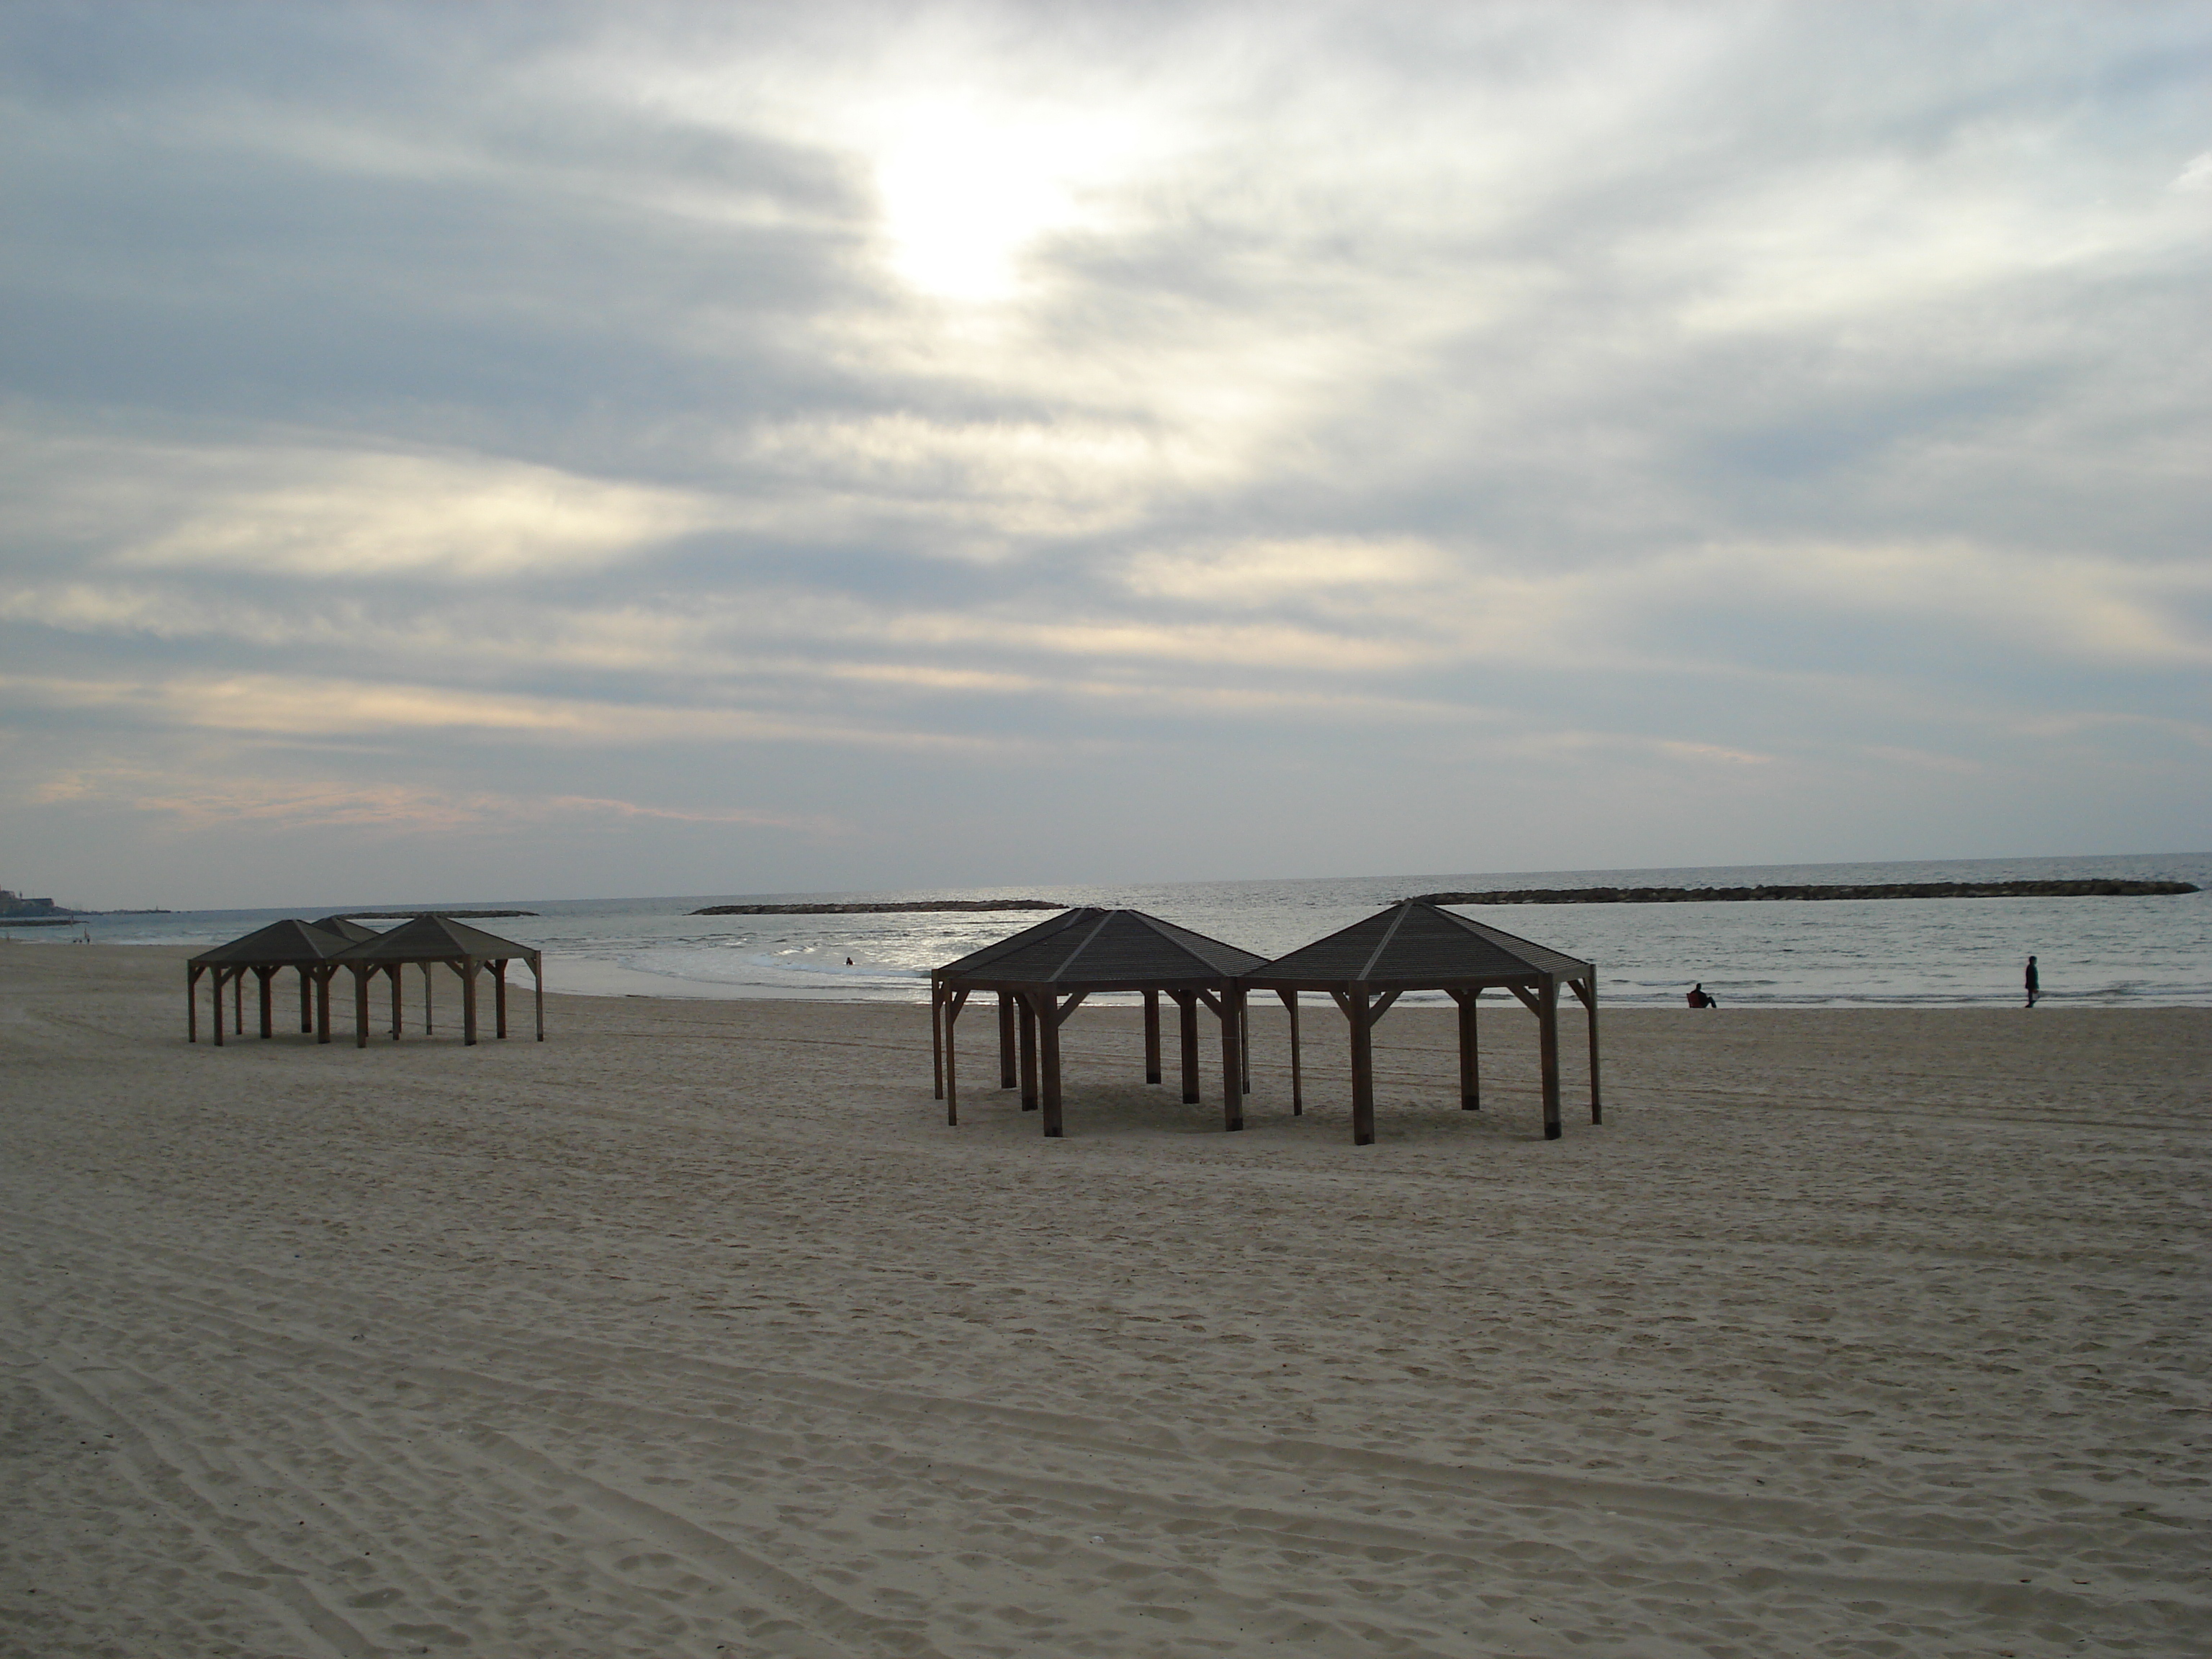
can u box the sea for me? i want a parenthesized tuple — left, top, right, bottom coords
(12, 852, 2206, 1010)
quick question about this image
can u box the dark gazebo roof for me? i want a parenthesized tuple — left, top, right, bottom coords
(932, 909, 1267, 1138)
(189, 917, 355, 967)
(186, 916, 544, 1049)
(333, 914, 538, 964)
(308, 915, 382, 944)
(1242, 899, 1590, 989)
(936, 907, 1264, 990)
(1239, 900, 1600, 1145)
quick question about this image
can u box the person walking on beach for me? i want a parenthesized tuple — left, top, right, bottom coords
(2025, 955, 2039, 1008)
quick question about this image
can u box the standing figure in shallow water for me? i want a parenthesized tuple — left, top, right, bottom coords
(2025, 955, 2039, 1007)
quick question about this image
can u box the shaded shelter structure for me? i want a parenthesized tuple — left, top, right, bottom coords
(317, 914, 447, 1035)
(332, 916, 544, 1048)
(1240, 900, 1601, 1145)
(187, 918, 355, 1045)
(932, 909, 1267, 1137)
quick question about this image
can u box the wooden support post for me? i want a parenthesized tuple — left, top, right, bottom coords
(1539, 974, 1562, 1141)
(1574, 974, 1601, 1125)
(494, 961, 509, 1039)
(1176, 991, 1200, 1104)
(1018, 996, 1038, 1110)
(1220, 984, 1244, 1131)
(930, 978, 944, 1100)
(1455, 988, 1480, 1110)
(1349, 990, 1375, 1146)
(315, 967, 333, 1043)
(210, 969, 226, 1048)
(424, 962, 435, 1035)
(1280, 989, 1303, 1114)
(462, 961, 480, 1047)
(1241, 994, 1251, 1094)
(532, 956, 544, 1041)
(1143, 989, 1161, 1084)
(943, 988, 967, 1125)
(1037, 992, 1064, 1138)
(390, 964, 404, 1040)
(188, 965, 201, 1043)
(998, 992, 1017, 1089)
(299, 965, 313, 1032)
(232, 969, 244, 1035)
(353, 968, 370, 1049)
(255, 968, 274, 1039)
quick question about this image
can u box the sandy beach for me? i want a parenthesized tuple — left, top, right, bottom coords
(2, 945, 2205, 1658)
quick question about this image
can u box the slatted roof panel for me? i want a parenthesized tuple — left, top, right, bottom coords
(1246, 900, 1591, 986)
(189, 918, 355, 966)
(939, 908, 1265, 985)
(307, 915, 382, 943)
(333, 914, 538, 963)
(1130, 912, 1272, 976)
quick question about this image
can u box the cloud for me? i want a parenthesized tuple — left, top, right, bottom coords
(0, 669, 1030, 755)
(1122, 536, 1446, 603)
(743, 413, 1183, 544)
(68, 441, 721, 581)
(1, 1, 2207, 903)
(39, 770, 840, 837)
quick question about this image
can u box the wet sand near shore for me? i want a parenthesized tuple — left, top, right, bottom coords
(3, 945, 2206, 1658)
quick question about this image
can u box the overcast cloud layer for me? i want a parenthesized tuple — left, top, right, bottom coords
(3, 1, 2207, 909)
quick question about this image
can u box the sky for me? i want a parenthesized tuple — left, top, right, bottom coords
(2, 1, 2207, 909)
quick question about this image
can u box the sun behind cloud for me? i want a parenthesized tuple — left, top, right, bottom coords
(867, 95, 1152, 303)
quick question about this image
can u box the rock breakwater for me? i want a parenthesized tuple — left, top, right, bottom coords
(1411, 879, 2198, 906)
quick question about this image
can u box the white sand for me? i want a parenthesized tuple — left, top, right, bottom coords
(2, 945, 2206, 1658)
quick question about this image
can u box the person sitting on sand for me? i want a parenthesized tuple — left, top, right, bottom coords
(1686, 983, 1717, 1009)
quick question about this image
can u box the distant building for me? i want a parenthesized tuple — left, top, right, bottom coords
(0, 889, 66, 918)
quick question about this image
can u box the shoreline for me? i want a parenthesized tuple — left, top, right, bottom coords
(55, 942, 2195, 1012)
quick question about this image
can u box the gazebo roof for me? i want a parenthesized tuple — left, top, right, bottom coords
(1244, 899, 1591, 988)
(938, 907, 1264, 988)
(307, 915, 382, 943)
(189, 918, 356, 967)
(333, 914, 539, 963)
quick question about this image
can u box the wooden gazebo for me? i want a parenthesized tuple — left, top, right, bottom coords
(1239, 900, 1601, 1145)
(932, 909, 1266, 1137)
(331, 916, 544, 1048)
(186, 918, 354, 1045)
(316, 914, 456, 1036)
